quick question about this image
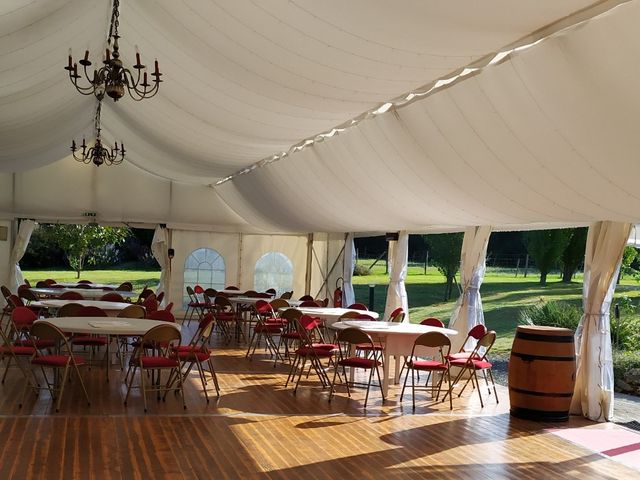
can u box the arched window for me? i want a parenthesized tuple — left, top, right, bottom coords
(254, 252, 293, 295)
(183, 248, 225, 308)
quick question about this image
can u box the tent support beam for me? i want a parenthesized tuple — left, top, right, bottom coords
(304, 233, 314, 295)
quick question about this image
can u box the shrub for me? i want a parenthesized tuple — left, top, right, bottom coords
(613, 350, 640, 383)
(611, 315, 640, 351)
(353, 264, 370, 276)
(519, 300, 581, 331)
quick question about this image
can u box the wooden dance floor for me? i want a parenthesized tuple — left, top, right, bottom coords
(0, 330, 637, 479)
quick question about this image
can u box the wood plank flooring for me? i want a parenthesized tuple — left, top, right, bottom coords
(0, 324, 637, 479)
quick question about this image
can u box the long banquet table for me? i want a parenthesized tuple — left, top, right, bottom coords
(36, 299, 138, 317)
(278, 307, 379, 327)
(30, 287, 138, 300)
(330, 320, 457, 397)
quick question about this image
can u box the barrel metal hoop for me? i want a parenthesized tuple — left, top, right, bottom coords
(509, 386, 574, 397)
(515, 331, 574, 343)
(511, 352, 575, 362)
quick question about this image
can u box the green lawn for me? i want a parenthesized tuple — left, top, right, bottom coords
(353, 261, 640, 354)
(23, 270, 160, 294)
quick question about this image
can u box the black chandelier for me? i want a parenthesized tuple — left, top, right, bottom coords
(65, 0, 162, 101)
(71, 99, 125, 167)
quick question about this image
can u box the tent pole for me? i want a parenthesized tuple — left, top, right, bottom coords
(304, 233, 314, 295)
(237, 233, 243, 289)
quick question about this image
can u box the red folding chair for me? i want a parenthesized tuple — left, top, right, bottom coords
(329, 327, 385, 408)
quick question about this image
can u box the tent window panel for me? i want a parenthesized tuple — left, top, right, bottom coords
(183, 247, 226, 309)
(254, 252, 293, 296)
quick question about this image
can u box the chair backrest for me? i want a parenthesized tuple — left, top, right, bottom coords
(255, 292, 271, 298)
(156, 292, 165, 304)
(347, 303, 368, 310)
(100, 292, 125, 302)
(30, 321, 69, 351)
(186, 285, 196, 300)
(59, 291, 85, 301)
(299, 300, 320, 307)
(420, 317, 444, 328)
(317, 297, 329, 307)
(23, 279, 31, 287)
(411, 332, 451, 363)
(163, 302, 174, 312)
(35, 280, 49, 288)
(8, 294, 25, 308)
(388, 307, 405, 323)
(477, 331, 496, 354)
(12, 306, 37, 327)
(269, 298, 289, 310)
(214, 295, 234, 312)
(194, 285, 205, 294)
(57, 302, 84, 317)
(116, 282, 133, 291)
(75, 306, 108, 317)
(254, 299, 273, 317)
(339, 311, 362, 320)
(279, 308, 303, 324)
(117, 304, 146, 319)
(137, 288, 155, 303)
(337, 327, 374, 346)
(187, 313, 215, 348)
(44, 279, 57, 285)
(280, 291, 293, 300)
(19, 288, 39, 303)
(204, 288, 218, 299)
(468, 324, 488, 340)
(224, 285, 240, 291)
(74, 283, 92, 289)
(298, 295, 314, 301)
(294, 314, 323, 345)
(147, 310, 176, 322)
(77, 280, 92, 284)
(244, 290, 259, 298)
(141, 294, 158, 313)
(1, 285, 12, 300)
(265, 288, 276, 295)
(140, 324, 181, 349)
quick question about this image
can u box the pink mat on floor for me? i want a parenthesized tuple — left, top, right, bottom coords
(548, 423, 640, 471)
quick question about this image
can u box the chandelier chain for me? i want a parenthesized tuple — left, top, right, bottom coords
(108, 0, 120, 44)
(94, 99, 102, 136)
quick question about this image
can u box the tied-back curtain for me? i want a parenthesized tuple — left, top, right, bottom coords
(571, 221, 632, 422)
(151, 225, 171, 306)
(449, 226, 492, 352)
(9, 220, 37, 293)
(384, 231, 409, 322)
(342, 233, 356, 307)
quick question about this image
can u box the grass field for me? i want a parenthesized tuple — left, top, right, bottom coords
(24, 264, 640, 355)
(352, 260, 640, 354)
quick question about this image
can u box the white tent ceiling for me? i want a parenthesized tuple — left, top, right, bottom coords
(1, 0, 638, 233)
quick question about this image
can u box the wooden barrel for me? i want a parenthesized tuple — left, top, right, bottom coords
(508, 325, 576, 422)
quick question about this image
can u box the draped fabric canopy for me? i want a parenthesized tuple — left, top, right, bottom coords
(449, 226, 492, 352)
(383, 232, 409, 322)
(2, 1, 640, 234)
(9, 220, 37, 292)
(150, 225, 171, 305)
(571, 221, 632, 422)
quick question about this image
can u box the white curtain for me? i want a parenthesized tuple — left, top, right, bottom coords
(151, 225, 171, 306)
(342, 233, 356, 307)
(384, 231, 409, 322)
(449, 226, 492, 352)
(570, 221, 632, 422)
(9, 220, 37, 293)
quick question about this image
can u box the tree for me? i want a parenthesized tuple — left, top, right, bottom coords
(619, 246, 638, 281)
(524, 229, 572, 286)
(40, 224, 130, 278)
(560, 228, 588, 283)
(425, 233, 463, 301)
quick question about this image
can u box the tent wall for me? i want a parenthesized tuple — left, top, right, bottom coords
(0, 156, 253, 231)
(170, 230, 315, 312)
(0, 220, 12, 291)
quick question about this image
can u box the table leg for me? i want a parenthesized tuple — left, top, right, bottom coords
(382, 348, 390, 398)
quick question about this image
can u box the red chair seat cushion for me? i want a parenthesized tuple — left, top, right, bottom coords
(32, 355, 85, 367)
(295, 346, 335, 357)
(1, 345, 35, 356)
(15, 339, 56, 349)
(173, 351, 210, 362)
(338, 357, 380, 369)
(449, 358, 492, 370)
(132, 356, 179, 369)
(410, 360, 448, 371)
(312, 343, 337, 350)
(72, 336, 108, 346)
